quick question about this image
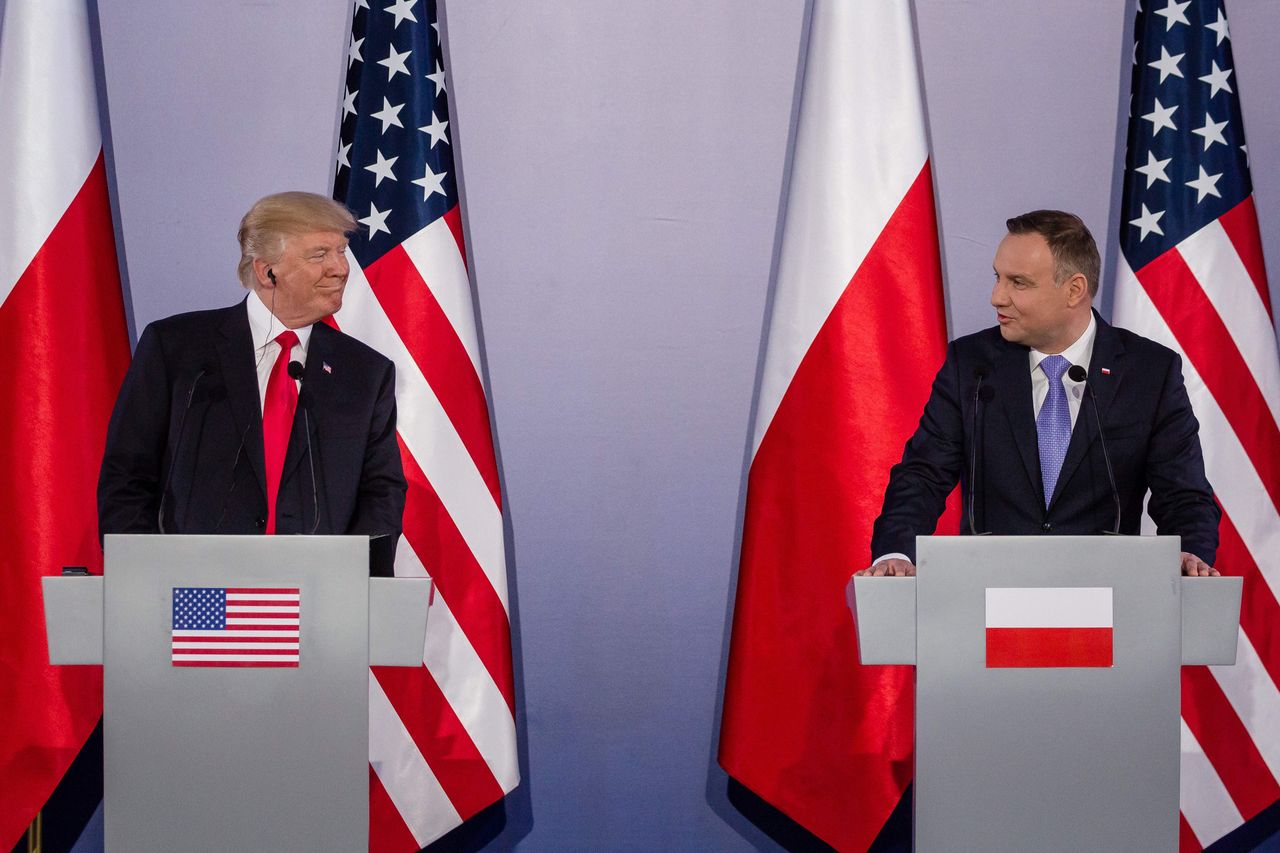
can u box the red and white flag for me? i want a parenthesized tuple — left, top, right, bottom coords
(719, 2, 954, 849)
(0, 0, 131, 846)
(985, 587, 1114, 669)
(1115, 1, 1280, 847)
(332, 1, 517, 847)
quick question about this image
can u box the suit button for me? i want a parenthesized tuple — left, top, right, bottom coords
(255, 517, 267, 529)
(1042, 522, 1053, 532)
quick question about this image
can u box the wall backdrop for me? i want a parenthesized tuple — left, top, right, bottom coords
(11, 0, 1278, 848)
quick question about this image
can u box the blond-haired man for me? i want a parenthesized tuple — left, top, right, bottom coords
(98, 192, 406, 566)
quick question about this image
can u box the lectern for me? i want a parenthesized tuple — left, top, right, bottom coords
(849, 535, 1242, 853)
(44, 534, 431, 853)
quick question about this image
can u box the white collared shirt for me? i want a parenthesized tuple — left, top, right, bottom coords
(1028, 313, 1097, 429)
(246, 291, 312, 413)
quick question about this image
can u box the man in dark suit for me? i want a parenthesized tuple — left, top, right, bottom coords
(98, 192, 406, 558)
(859, 210, 1219, 577)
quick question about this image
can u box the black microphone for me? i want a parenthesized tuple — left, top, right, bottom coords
(158, 366, 211, 533)
(1069, 364, 1121, 535)
(968, 366, 992, 536)
(286, 360, 321, 534)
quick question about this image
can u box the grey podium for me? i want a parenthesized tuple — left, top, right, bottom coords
(43, 534, 432, 853)
(848, 535, 1242, 852)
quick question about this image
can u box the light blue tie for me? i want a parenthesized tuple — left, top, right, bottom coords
(1037, 355, 1072, 506)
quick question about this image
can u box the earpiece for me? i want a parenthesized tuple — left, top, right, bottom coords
(267, 268, 277, 285)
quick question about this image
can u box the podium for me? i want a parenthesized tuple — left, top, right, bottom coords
(849, 536, 1242, 852)
(43, 535, 431, 853)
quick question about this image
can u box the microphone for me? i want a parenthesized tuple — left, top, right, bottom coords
(968, 365, 992, 536)
(158, 366, 211, 533)
(212, 420, 254, 534)
(1068, 364, 1121, 535)
(286, 360, 321, 534)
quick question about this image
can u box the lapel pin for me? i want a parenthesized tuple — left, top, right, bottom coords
(1100, 367, 1111, 376)
(323, 362, 333, 374)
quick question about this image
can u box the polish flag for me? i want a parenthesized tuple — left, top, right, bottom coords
(985, 588, 1114, 668)
(0, 0, 130, 846)
(718, 1, 955, 848)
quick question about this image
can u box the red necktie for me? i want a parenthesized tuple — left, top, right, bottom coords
(262, 330, 299, 534)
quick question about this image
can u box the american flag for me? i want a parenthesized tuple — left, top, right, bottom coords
(171, 587, 301, 668)
(332, 0, 518, 848)
(1114, 1, 1280, 849)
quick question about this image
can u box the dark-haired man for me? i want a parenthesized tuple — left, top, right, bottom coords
(858, 210, 1220, 578)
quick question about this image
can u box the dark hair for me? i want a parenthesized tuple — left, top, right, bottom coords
(1005, 210, 1100, 297)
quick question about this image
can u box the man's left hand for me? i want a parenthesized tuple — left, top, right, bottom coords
(1181, 552, 1220, 577)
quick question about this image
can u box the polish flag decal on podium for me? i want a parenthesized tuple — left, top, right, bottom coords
(985, 587, 1113, 668)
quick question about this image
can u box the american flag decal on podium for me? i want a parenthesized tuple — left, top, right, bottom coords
(1114, 0, 1280, 848)
(171, 587, 301, 668)
(332, 0, 518, 848)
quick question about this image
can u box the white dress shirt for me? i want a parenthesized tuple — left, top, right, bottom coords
(246, 291, 311, 413)
(1028, 313, 1096, 428)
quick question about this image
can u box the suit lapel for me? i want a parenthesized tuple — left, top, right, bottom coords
(215, 300, 267, 497)
(1050, 314, 1127, 508)
(992, 338, 1040, 499)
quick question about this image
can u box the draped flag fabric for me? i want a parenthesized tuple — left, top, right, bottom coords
(333, 0, 518, 848)
(1113, 1, 1280, 848)
(719, 2, 953, 849)
(0, 0, 131, 846)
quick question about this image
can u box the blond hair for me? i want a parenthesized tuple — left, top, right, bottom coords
(236, 192, 357, 287)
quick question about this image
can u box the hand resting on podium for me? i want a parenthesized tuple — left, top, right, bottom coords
(853, 552, 1220, 578)
(1181, 551, 1220, 577)
(854, 558, 915, 577)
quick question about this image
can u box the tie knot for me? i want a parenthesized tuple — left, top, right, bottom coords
(1039, 354, 1071, 381)
(275, 330, 299, 352)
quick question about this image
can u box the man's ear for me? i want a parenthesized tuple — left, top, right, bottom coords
(252, 257, 275, 289)
(1064, 272, 1089, 307)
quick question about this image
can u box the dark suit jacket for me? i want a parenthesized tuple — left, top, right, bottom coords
(870, 313, 1220, 564)
(98, 300, 406, 546)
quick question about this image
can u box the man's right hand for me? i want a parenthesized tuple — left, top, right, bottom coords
(854, 558, 916, 577)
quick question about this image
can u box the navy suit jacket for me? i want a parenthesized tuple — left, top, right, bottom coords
(98, 300, 406, 546)
(870, 314, 1220, 564)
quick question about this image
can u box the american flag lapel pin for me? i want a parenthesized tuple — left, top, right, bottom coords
(323, 362, 333, 374)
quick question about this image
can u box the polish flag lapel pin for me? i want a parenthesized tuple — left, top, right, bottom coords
(1100, 367, 1111, 376)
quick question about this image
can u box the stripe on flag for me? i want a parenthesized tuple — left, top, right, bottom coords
(0, 0, 131, 845)
(985, 587, 1113, 668)
(1180, 719, 1244, 846)
(333, 4, 518, 844)
(1116, 1, 1280, 845)
(718, 2, 955, 849)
